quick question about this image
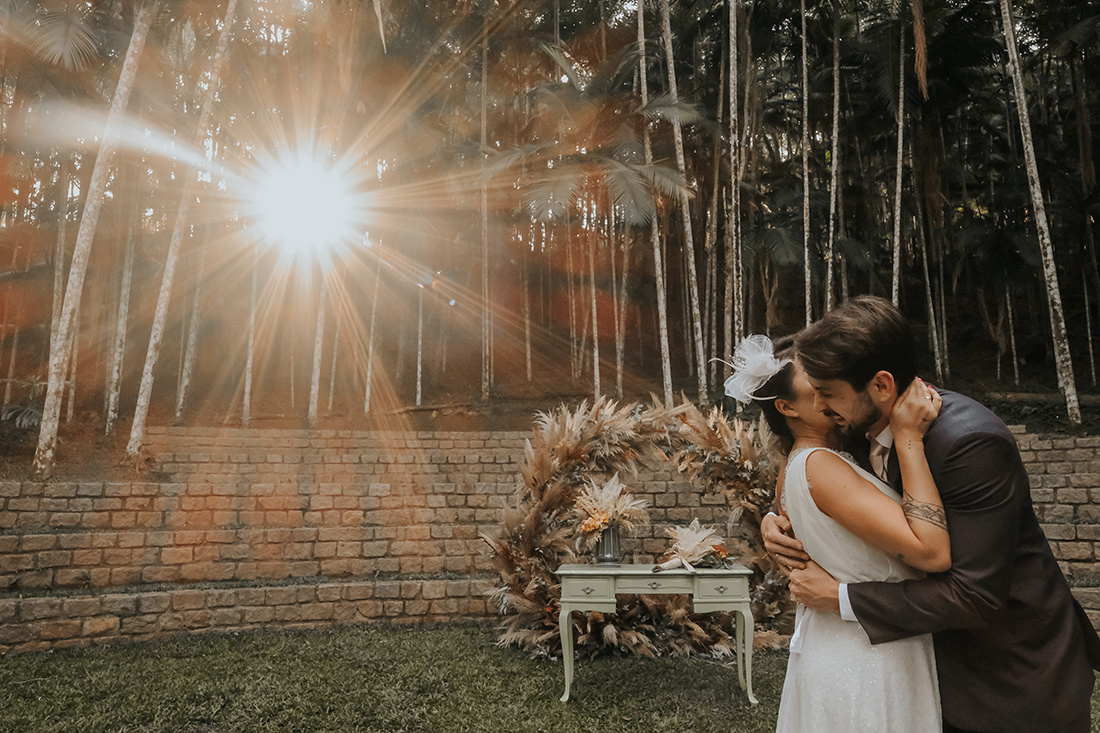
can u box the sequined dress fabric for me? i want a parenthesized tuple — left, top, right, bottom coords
(775, 447, 941, 733)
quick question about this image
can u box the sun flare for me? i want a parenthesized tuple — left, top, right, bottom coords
(250, 157, 364, 256)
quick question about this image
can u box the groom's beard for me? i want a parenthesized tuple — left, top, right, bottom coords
(836, 391, 883, 437)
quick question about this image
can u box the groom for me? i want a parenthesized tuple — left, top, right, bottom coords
(762, 295, 1100, 733)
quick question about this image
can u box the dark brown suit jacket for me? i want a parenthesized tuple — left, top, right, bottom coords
(847, 390, 1100, 732)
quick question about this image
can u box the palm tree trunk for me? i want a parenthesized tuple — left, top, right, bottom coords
(825, 2, 841, 312)
(1085, 269, 1096, 386)
(614, 219, 632, 400)
(1006, 285, 1020, 386)
(416, 284, 424, 406)
(917, 195, 942, 382)
(243, 245, 257, 427)
(639, 0, 673, 405)
(909, 141, 942, 381)
(175, 244, 206, 421)
(891, 19, 906, 306)
(481, 32, 491, 401)
(726, 0, 743, 364)
(937, 232, 949, 379)
(364, 252, 382, 414)
(3, 326, 17, 407)
(65, 308, 79, 423)
(588, 216, 600, 400)
(34, 1, 156, 477)
(801, 0, 812, 326)
(327, 317, 340, 412)
(705, 54, 724, 380)
(308, 279, 328, 423)
(567, 227, 580, 380)
(523, 255, 532, 382)
(659, 0, 707, 402)
(999, 0, 1080, 424)
(127, 0, 237, 457)
(51, 157, 69, 342)
(3, 248, 19, 404)
(105, 205, 137, 436)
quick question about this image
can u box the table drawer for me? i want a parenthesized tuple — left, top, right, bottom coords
(695, 577, 749, 600)
(616, 575, 693, 594)
(561, 576, 614, 601)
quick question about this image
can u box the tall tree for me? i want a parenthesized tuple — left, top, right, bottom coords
(999, 0, 1081, 424)
(127, 0, 238, 458)
(801, 0, 813, 325)
(35, 1, 158, 477)
(639, 0, 673, 405)
(659, 0, 707, 401)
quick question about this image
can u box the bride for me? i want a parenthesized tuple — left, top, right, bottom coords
(725, 334, 947, 733)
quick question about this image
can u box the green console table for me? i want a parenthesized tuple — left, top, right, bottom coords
(556, 563, 757, 704)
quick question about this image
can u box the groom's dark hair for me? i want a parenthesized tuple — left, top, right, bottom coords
(796, 295, 917, 394)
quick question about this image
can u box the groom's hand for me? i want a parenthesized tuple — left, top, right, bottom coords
(789, 561, 841, 615)
(762, 513, 810, 573)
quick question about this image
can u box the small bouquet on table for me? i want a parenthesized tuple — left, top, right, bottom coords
(574, 473, 650, 564)
(653, 518, 733, 572)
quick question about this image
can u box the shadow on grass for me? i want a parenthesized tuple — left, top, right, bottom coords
(0, 623, 1098, 732)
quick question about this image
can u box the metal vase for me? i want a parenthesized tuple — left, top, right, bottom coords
(594, 523, 622, 564)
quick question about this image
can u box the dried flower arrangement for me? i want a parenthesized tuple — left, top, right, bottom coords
(653, 518, 732, 572)
(573, 473, 650, 552)
(482, 396, 793, 660)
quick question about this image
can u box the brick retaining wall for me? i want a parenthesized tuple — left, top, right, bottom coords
(0, 424, 1097, 652)
(0, 577, 495, 653)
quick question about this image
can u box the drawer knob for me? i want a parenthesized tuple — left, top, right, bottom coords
(582, 586, 595, 595)
(649, 581, 662, 589)
(715, 585, 728, 594)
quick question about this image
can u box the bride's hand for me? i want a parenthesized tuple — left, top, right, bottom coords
(890, 378, 941, 440)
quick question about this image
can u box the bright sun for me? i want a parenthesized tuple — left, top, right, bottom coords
(251, 157, 362, 256)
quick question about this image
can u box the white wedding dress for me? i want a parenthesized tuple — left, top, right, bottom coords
(775, 446, 941, 733)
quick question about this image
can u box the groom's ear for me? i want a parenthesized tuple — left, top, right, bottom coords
(867, 371, 896, 402)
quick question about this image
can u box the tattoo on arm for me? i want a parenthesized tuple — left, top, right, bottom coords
(902, 498, 949, 532)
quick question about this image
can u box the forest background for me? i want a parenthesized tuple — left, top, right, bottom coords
(1, 0, 1100, 478)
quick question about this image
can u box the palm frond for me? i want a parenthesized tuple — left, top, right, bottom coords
(526, 169, 584, 221)
(601, 159, 656, 226)
(638, 92, 706, 126)
(27, 6, 98, 71)
(540, 42, 582, 90)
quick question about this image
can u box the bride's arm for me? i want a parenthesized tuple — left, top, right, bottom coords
(806, 380, 950, 572)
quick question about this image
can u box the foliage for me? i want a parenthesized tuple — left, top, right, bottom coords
(482, 396, 792, 660)
(0, 378, 47, 430)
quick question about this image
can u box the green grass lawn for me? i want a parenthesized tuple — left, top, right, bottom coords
(0, 623, 1097, 732)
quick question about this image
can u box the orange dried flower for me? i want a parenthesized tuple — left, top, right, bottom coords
(580, 513, 610, 534)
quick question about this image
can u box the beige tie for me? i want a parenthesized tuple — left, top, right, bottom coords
(870, 442, 891, 484)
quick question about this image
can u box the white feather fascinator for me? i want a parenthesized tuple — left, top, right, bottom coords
(721, 334, 791, 403)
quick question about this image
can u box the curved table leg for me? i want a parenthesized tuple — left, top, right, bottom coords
(559, 606, 574, 702)
(735, 607, 758, 704)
